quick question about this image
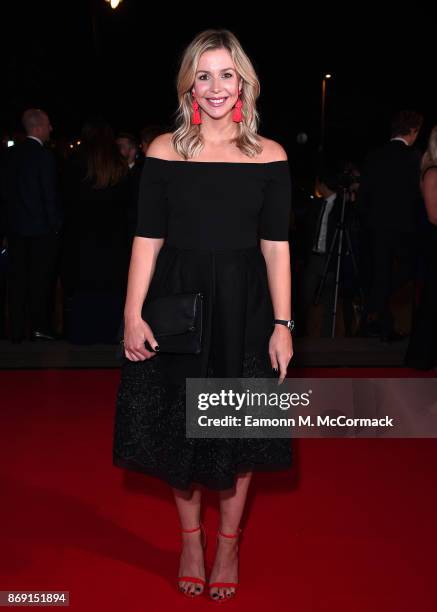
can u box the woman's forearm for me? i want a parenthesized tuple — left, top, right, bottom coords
(124, 236, 164, 322)
(260, 240, 291, 320)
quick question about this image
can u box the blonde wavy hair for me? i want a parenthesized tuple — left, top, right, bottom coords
(421, 126, 437, 175)
(171, 29, 263, 160)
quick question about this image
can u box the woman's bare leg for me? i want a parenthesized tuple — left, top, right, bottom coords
(172, 485, 205, 596)
(209, 471, 253, 600)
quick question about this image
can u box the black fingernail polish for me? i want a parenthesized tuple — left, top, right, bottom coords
(154, 345, 160, 351)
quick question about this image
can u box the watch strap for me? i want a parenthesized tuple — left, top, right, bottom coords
(274, 319, 295, 332)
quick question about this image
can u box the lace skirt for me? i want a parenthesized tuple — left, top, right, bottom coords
(112, 244, 293, 490)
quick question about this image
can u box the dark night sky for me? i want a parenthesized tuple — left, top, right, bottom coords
(2, 2, 435, 169)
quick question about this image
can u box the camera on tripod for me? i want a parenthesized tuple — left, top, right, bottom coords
(314, 162, 364, 336)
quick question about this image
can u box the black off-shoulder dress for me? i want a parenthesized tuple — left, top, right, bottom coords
(112, 156, 293, 491)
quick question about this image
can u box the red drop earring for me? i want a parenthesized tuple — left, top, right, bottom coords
(192, 97, 202, 125)
(232, 97, 243, 122)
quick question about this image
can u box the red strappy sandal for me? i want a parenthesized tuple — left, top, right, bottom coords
(177, 523, 207, 598)
(208, 527, 242, 602)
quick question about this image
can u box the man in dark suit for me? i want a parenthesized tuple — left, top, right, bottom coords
(116, 131, 145, 241)
(300, 167, 342, 336)
(3, 108, 63, 342)
(116, 132, 143, 171)
(357, 110, 423, 341)
(0, 140, 10, 339)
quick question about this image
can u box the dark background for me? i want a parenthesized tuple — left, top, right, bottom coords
(1, 2, 434, 171)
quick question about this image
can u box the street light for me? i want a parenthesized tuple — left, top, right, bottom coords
(105, 0, 123, 8)
(94, 0, 123, 55)
(320, 73, 332, 155)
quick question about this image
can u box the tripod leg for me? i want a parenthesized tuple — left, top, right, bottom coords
(343, 228, 366, 333)
(344, 228, 364, 300)
(314, 228, 339, 305)
(331, 226, 344, 337)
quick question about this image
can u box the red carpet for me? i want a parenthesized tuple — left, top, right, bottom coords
(1, 367, 436, 611)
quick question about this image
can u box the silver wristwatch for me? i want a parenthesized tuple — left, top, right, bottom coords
(274, 319, 295, 332)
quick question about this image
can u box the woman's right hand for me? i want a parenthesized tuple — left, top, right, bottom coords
(123, 317, 159, 361)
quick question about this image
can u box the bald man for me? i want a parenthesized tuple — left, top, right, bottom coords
(3, 108, 63, 342)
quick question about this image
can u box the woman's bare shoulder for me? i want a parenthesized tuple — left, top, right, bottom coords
(422, 166, 437, 196)
(256, 135, 288, 162)
(146, 132, 178, 160)
(423, 165, 437, 180)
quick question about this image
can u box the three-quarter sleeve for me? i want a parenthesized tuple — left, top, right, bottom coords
(134, 157, 168, 238)
(259, 161, 292, 240)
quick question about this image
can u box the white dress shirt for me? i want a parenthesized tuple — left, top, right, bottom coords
(390, 136, 409, 146)
(27, 135, 44, 146)
(314, 193, 337, 253)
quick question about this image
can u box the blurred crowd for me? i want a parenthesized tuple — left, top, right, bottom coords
(0, 110, 166, 344)
(0, 108, 436, 369)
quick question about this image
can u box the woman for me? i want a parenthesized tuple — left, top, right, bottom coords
(112, 29, 294, 601)
(405, 126, 437, 370)
(61, 119, 131, 344)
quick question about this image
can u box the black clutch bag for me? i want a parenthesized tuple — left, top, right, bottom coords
(116, 292, 204, 360)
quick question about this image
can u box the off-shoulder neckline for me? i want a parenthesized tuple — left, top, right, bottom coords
(145, 155, 288, 166)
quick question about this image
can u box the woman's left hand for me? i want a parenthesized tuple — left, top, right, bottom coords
(269, 325, 294, 384)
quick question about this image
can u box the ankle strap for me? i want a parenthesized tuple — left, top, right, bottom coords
(218, 527, 242, 538)
(181, 524, 202, 533)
